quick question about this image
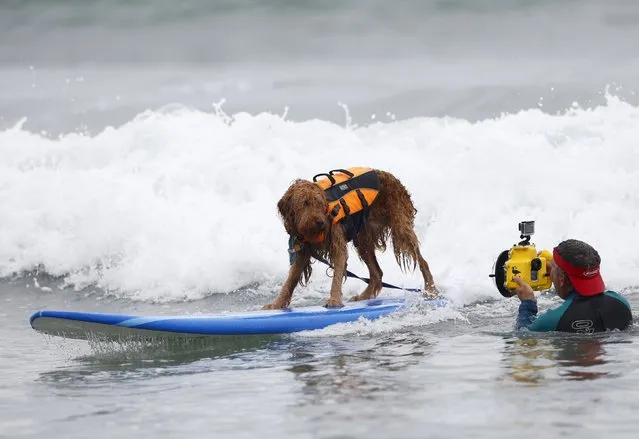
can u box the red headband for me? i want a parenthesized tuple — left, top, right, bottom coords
(553, 248, 605, 296)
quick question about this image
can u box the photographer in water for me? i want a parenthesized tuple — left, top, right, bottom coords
(513, 239, 633, 333)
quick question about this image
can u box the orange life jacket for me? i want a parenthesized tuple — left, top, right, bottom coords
(311, 167, 380, 244)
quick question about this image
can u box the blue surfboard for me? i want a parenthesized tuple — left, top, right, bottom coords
(29, 297, 447, 340)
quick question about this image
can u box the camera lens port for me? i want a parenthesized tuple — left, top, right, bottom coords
(531, 258, 542, 271)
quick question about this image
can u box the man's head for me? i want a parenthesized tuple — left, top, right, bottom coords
(551, 239, 605, 298)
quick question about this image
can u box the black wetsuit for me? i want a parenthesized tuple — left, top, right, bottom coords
(517, 291, 632, 333)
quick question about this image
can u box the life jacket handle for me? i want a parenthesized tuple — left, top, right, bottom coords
(313, 173, 336, 184)
(329, 169, 355, 178)
(313, 169, 356, 185)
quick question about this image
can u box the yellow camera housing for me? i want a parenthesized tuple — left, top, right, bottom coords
(504, 246, 552, 291)
(490, 221, 553, 297)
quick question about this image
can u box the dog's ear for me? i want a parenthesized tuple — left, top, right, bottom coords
(277, 182, 298, 234)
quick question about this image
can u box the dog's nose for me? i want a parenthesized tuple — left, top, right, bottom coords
(315, 219, 326, 230)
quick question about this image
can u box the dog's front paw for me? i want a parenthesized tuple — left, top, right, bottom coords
(262, 302, 287, 310)
(324, 298, 344, 308)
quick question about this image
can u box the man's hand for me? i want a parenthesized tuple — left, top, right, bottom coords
(513, 276, 536, 302)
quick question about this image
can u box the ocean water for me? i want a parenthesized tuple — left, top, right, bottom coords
(2, 0, 639, 438)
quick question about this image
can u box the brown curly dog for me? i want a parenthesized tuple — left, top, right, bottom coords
(263, 168, 437, 309)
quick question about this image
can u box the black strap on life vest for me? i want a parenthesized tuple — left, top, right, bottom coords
(328, 203, 341, 224)
(354, 188, 371, 228)
(337, 198, 362, 247)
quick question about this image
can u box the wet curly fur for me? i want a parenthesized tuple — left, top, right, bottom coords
(263, 169, 437, 309)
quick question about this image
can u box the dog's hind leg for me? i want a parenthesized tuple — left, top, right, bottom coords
(416, 247, 438, 298)
(350, 236, 383, 301)
(375, 170, 438, 297)
(263, 253, 311, 310)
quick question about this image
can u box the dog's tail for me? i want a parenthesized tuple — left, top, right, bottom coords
(376, 170, 421, 273)
(391, 226, 422, 273)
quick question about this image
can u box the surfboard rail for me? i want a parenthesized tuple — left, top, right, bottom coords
(29, 297, 447, 339)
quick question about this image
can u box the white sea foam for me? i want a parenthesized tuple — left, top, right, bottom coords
(1, 94, 638, 304)
(294, 302, 467, 338)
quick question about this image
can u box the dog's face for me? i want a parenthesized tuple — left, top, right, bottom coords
(278, 179, 329, 241)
